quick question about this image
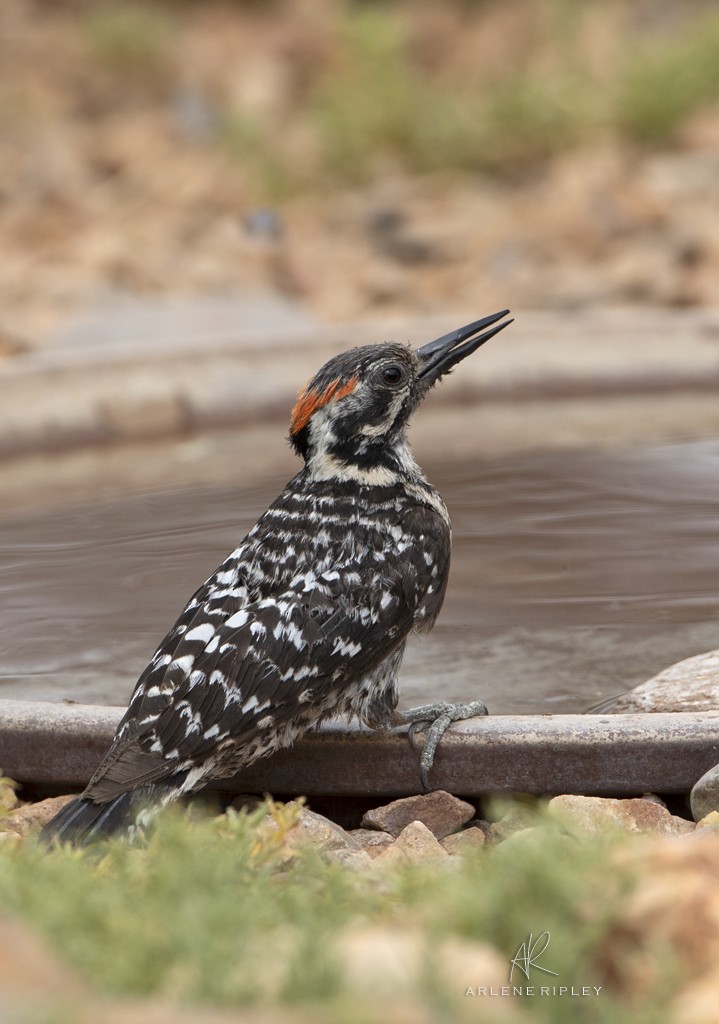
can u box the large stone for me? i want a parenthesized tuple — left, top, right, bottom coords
(548, 795, 694, 836)
(324, 848, 373, 870)
(360, 791, 475, 839)
(373, 820, 448, 866)
(603, 648, 719, 713)
(2, 794, 76, 836)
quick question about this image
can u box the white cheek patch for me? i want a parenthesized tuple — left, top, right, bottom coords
(357, 392, 407, 437)
(307, 408, 338, 452)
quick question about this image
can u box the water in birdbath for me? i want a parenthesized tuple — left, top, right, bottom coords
(1, 438, 718, 714)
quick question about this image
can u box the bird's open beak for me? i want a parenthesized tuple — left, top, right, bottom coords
(416, 309, 513, 386)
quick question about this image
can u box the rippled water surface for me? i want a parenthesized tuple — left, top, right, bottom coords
(2, 439, 718, 713)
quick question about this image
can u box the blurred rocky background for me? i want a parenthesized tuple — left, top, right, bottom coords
(2, 0, 719, 351)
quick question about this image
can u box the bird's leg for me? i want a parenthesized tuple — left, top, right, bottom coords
(399, 700, 489, 791)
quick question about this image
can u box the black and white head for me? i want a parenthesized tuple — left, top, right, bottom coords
(289, 310, 512, 480)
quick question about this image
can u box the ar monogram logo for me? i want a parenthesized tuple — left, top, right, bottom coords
(509, 932, 559, 982)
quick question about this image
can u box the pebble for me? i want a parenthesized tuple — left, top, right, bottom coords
(324, 848, 373, 870)
(486, 805, 539, 844)
(440, 826, 486, 854)
(360, 790, 475, 839)
(373, 820, 448, 866)
(280, 807, 363, 854)
(4, 789, 702, 863)
(228, 794, 266, 815)
(348, 828, 394, 857)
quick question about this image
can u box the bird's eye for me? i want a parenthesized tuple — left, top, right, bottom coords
(382, 364, 404, 386)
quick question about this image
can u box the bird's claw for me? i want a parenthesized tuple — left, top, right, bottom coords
(402, 700, 489, 791)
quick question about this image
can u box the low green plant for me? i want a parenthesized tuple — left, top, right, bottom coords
(0, 799, 675, 1023)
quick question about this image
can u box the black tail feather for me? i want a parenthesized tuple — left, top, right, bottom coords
(40, 786, 168, 847)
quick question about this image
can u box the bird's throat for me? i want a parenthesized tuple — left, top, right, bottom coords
(306, 431, 421, 487)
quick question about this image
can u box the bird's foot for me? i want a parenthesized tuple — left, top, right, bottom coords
(400, 700, 489, 791)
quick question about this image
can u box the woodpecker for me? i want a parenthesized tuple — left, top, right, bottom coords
(42, 310, 513, 845)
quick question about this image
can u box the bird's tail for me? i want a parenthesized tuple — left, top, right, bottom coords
(40, 786, 169, 847)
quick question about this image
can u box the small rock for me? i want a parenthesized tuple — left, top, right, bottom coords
(641, 792, 668, 808)
(324, 848, 372, 870)
(360, 790, 475, 839)
(229, 794, 266, 816)
(440, 826, 486, 854)
(373, 820, 448, 866)
(285, 807, 362, 853)
(548, 795, 694, 836)
(486, 806, 538, 844)
(691, 764, 719, 822)
(466, 818, 493, 838)
(349, 828, 394, 858)
(696, 811, 719, 830)
(497, 826, 553, 854)
(2, 795, 76, 836)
